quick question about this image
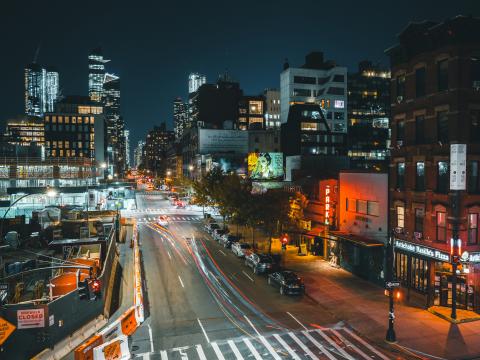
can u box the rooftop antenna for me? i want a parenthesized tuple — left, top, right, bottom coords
(33, 43, 42, 64)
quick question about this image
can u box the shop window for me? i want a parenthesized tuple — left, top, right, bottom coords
(437, 59, 449, 91)
(468, 161, 479, 193)
(396, 252, 408, 284)
(415, 115, 425, 144)
(411, 257, 428, 293)
(468, 213, 478, 245)
(437, 111, 449, 144)
(436, 211, 447, 242)
(397, 206, 405, 229)
(416, 162, 425, 191)
(415, 208, 424, 235)
(415, 67, 426, 97)
(437, 161, 449, 193)
(396, 162, 405, 190)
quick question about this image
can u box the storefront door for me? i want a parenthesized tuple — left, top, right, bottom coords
(434, 273, 474, 310)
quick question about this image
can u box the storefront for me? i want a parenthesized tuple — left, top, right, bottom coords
(395, 239, 480, 312)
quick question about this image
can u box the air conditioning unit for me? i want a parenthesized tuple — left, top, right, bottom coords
(394, 227, 404, 234)
(414, 232, 423, 240)
(396, 96, 403, 104)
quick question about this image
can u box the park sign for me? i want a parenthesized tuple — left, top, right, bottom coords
(395, 239, 450, 262)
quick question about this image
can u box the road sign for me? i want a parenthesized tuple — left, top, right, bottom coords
(385, 281, 400, 289)
(0, 317, 16, 346)
(450, 144, 467, 190)
(0, 284, 8, 291)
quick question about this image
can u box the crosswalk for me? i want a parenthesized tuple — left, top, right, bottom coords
(123, 208, 172, 214)
(137, 215, 202, 223)
(133, 326, 390, 360)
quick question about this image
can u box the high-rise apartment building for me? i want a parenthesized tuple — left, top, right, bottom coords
(88, 47, 109, 103)
(5, 116, 45, 147)
(24, 63, 59, 116)
(134, 140, 145, 169)
(124, 129, 130, 169)
(264, 89, 281, 129)
(280, 52, 348, 133)
(238, 96, 265, 130)
(173, 97, 189, 141)
(347, 61, 390, 170)
(145, 123, 175, 176)
(386, 16, 480, 311)
(188, 73, 206, 94)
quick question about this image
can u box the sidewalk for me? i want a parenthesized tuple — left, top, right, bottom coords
(285, 258, 480, 360)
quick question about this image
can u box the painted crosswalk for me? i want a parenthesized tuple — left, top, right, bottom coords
(133, 327, 389, 360)
(136, 215, 202, 223)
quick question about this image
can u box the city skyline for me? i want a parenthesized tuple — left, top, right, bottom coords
(0, 1, 478, 147)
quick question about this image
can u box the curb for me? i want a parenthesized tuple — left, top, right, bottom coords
(427, 308, 480, 324)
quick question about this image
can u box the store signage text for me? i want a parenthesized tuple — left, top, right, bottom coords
(468, 252, 480, 263)
(325, 186, 330, 225)
(395, 240, 449, 262)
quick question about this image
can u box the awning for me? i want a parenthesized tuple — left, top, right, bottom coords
(330, 231, 385, 247)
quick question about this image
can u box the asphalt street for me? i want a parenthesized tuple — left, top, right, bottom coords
(127, 193, 393, 360)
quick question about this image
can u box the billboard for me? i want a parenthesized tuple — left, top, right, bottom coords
(198, 129, 248, 154)
(248, 153, 283, 180)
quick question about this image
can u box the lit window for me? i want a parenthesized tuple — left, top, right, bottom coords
(397, 206, 405, 229)
(468, 213, 479, 244)
(436, 211, 447, 242)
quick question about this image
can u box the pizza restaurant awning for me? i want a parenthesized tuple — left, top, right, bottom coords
(330, 231, 385, 247)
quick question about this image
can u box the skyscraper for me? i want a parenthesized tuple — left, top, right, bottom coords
(24, 64, 59, 116)
(88, 47, 109, 103)
(124, 129, 130, 168)
(134, 140, 145, 169)
(173, 97, 189, 141)
(188, 73, 206, 94)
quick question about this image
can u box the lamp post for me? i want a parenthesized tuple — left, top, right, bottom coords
(385, 230, 397, 343)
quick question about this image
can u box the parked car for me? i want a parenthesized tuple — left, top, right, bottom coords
(245, 253, 274, 274)
(157, 215, 169, 227)
(231, 243, 252, 258)
(220, 234, 240, 248)
(268, 271, 305, 295)
(213, 229, 228, 241)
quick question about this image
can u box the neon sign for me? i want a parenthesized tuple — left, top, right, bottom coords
(325, 186, 330, 225)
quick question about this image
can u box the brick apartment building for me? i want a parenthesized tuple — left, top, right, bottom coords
(387, 16, 480, 311)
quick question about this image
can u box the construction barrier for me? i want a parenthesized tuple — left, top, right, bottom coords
(93, 335, 130, 360)
(75, 221, 144, 360)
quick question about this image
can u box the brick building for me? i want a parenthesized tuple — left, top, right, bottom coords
(386, 16, 480, 311)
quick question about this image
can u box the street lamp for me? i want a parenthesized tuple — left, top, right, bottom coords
(166, 170, 172, 177)
(107, 174, 113, 180)
(188, 165, 194, 171)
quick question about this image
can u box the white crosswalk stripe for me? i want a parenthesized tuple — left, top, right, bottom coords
(134, 326, 389, 360)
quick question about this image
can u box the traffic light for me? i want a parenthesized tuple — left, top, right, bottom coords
(78, 279, 90, 300)
(91, 279, 102, 300)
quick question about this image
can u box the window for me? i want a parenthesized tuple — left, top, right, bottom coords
(356, 200, 367, 214)
(396, 120, 405, 143)
(327, 87, 345, 95)
(318, 77, 329, 85)
(468, 213, 479, 244)
(471, 110, 480, 143)
(415, 115, 425, 144)
(415, 67, 426, 97)
(437, 59, 449, 91)
(437, 111, 448, 143)
(367, 201, 379, 216)
(415, 208, 424, 234)
(274, 137, 278, 143)
(301, 122, 320, 131)
(416, 162, 425, 191)
(346, 198, 349, 211)
(437, 161, 449, 193)
(293, 89, 311, 97)
(294, 76, 316, 84)
(436, 211, 447, 242)
(334, 112, 344, 120)
(397, 206, 405, 229)
(397, 162, 405, 190)
(468, 161, 479, 193)
(254, 137, 259, 143)
(333, 74, 345, 82)
(396, 74, 406, 99)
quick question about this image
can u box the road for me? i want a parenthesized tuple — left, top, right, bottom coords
(125, 193, 393, 360)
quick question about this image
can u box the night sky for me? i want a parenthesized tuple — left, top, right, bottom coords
(1, 0, 478, 148)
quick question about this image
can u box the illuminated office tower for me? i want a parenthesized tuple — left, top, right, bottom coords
(24, 64, 59, 116)
(88, 47, 109, 103)
(188, 73, 206, 94)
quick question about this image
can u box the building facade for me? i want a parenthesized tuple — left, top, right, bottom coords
(347, 61, 390, 170)
(124, 129, 130, 169)
(88, 47, 109, 103)
(173, 97, 189, 141)
(238, 96, 265, 130)
(24, 63, 59, 116)
(264, 89, 281, 129)
(5, 116, 45, 147)
(134, 140, 145, 169)
(280, 52, 348, 133)
(387, 16, 480, 311)
(145, 123, 175, 176)
(188, 72, 206, 94)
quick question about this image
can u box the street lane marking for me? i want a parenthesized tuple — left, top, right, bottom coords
(288, 332, 319, 360)
(273, 333, 301, 360)
(178, 275, 185, 288)
(286, 311, 308, 331)
(243, 338, 263, 360)
(242, 270, 254, 282)
(342, 328, 390, 360)
(160, 350, 168, 360)
(228, 340, 244, 360)
(148, 323, 154, 353)
(244, 316, 281, 360)
(330, 329, 371, 360)
(218, 249, 226, 256)
(211, 342, 226, 360)
(196, 344, 207, 360)
(302, 330, 336, 360)
(197, 318, 210, 343)
(315, 329, 354, 360)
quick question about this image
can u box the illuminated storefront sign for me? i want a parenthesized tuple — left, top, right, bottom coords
(325, 186, 330, 225)
(395, 239, 449, 262)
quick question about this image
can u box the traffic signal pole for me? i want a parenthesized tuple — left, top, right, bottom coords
(386, 230, 397, 343)
(450, 190, 461, 320)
